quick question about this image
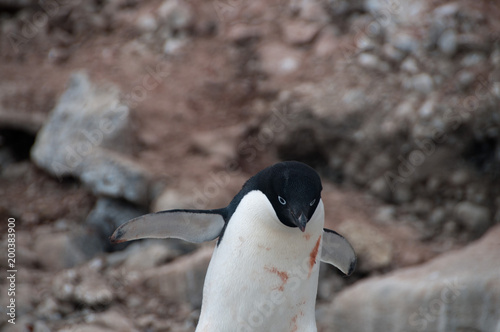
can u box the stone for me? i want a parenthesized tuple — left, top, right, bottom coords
(433, 2, 460, 18)
(282, 20, 322, 45)
(158, 0, 193, 30)
(31, 72, 155, 206)
(84, 309, 138, 332)
(86, 197, 147, 251)
(259, 43, 303, 76)
(33, 321, 51, 332)
(153, 188, 196, 211)
(190, 125, 246, 167)
(400, 57, 419, 74)
(33, 232, 92, 270)
(0, 109, 46, 134)
(141, 245, 213, 308)
(358, 53, 379, 69)
(390, 32, 420, 53)
(411, 73, 434, 94)
(123, 241, 180, 270)
(329, 225, 500, 332)
(454, 201, 491, 238)
(52, 268, 114, 307)
(438, 29, 457, 56)
(337, 220, 393, 272)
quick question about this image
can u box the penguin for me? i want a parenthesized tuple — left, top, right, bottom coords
(111, 161, 356, 332)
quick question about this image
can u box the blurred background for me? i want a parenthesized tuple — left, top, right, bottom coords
(1, 0, 499, 331)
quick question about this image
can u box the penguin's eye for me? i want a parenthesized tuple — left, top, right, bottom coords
(309, 199, 316, 206)
(278, 196, 286, 205)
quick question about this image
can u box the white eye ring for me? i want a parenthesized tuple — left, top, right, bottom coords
(309, 199, 316, 206)
(278, 196, 286, 205)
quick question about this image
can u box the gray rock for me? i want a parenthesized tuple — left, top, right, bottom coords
(438, 29, 457, 56)
(31, 72, 155, 206)
(141, 246, 213, 308)
(400, 57, 419, 74)
(84, 310, 139, 332)
(329, 225, 500, 332)
(454, 201, 491, 238)
(52, 266, 114, 307)
(337, 220, 393, 272)
(86, 197, 147, 251)
(412, 73, 434, 94)
(259, 43, 303, 76)
(33, 230, 101, 270)
(358, 53, 380, 69)
(158, 0, 193, 30)
(433, 2, 460, 18)
(390, 32, 420, 53)
(122, 241, 180, 270)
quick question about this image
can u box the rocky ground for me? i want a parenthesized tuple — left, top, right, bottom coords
(0, 0, 499, 331)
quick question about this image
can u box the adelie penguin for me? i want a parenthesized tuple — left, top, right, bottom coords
(111, 161, 356, 332)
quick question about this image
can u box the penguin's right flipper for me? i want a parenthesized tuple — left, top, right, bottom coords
(110, 209, 226, 244)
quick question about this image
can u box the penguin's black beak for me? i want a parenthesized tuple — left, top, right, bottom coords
(291, 211, 308, 232)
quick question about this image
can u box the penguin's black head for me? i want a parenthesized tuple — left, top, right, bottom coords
(257, 161, 322, 232)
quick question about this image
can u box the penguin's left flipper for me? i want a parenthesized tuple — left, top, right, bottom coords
(321, 229, 357, 276)
(110, 209, 226, 244)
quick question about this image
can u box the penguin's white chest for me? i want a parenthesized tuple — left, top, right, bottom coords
(196, 191, 325, 332)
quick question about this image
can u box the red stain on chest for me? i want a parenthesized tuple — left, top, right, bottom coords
(265, 266, 289, 291)
(308, 235, 321, 277)
(303, 233, 311, 240)
(290, 310, 304, 332)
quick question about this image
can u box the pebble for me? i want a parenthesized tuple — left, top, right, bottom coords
(412, 73, 434, 94)
(438, 29, 457, 56)
(400, 57, 419, 74)
(454, 201, 491, 238)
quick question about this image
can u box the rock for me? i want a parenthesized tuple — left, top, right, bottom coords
(390, 32, 420, 53)
(411, 73, 434, 94)
(33, 231, 98, 270)
(428, 207, 447, 228)
(358, 53, 379, 69)
(31, 72, 155, 206)
(453, 201, 491, 238)
(461, 52, 486, 67)
(158, 0, 193, 30)
(329, 225, 500, 332)
(52, 267, 114, 307)
(122, 241, 180, 270)
(438, 29, 457, 56)
(400, 57, 418, 74)
(86, 197, 147, 251)
(433, 2, 460, 18)
(259, 43, 303, 76)
(337, 220, 393, 272)
(141, 246, 213, 308)
(59, 326, 114, 332)
(74, 276, 114, 307)
(342, 88, 367, 113)
(0, 109, 46, 134)
(190, 125, 246, 167)
(33, 321, 51, 332)
(153, 188, 196, 211)
(282, 20, 322, 45)
(84, 309, 138, 332)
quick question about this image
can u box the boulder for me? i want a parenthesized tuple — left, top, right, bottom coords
(86, 197, 147, 251)
(31, 72, 155, 206)
(328, 225, 500, 332)
(141, 245, 213, 308)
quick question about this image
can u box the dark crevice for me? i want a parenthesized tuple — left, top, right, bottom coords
(463, 137, 499, 178)
(0, 127, 36, 162)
